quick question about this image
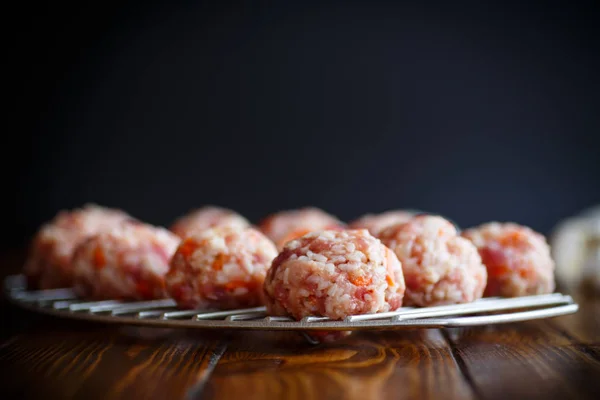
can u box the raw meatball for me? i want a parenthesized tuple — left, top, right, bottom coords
(258, 207, 345, 250)
(263, 229, 405, 321)
(379, 215, 487, 306)
(72, 223, 180, 300)
(462, 222, 555, 297)
(170, 206, 250, 239)
(166, 226, 278, 309)
(349, 210, 416, 237)
(24, 204, 132, 289)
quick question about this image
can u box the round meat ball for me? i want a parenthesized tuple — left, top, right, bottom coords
(24, 204, 132, 289)
(349, 210, 416, 237)
(170, 206, 250, 239)
(72, 223, 180, 300)
(263, 229, 405, 321)
(166, 226, 278, 309)
(258, 207, 345, 250)
(379, 215, 487, 306)
(462, 222, 555, 297)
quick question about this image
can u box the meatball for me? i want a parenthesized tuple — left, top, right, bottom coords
(72, 223, 180, 300)
(263, 229, 405, 321)
(166, 226, 278, 309)
(258, 207, 345, 250)
(462, 222, 555, 297)
(170, 206, 250, 239)
(379, 215, 487, 306)
(24, 204, 132, 289)
(349, 210, 416, 237)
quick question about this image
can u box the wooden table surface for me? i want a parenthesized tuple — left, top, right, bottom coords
(0, 250, 598, 400)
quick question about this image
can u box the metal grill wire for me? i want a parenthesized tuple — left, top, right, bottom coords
(4, 275, 578, 331)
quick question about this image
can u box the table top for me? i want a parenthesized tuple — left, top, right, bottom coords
(0, 250, 598, 400)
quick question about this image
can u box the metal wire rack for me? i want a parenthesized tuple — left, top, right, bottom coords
(4, 274, 578, 334)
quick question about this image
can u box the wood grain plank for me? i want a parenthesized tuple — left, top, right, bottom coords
(0, 318, 226, 400)
(551, 292, 600, 344)
(444, 320, 600, 400)
(0, 249, 29, 341)
(203, 329, 476, 400)
(3, 247, 598, 400)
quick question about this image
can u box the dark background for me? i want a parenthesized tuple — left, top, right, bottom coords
(6, 0, 600, 251)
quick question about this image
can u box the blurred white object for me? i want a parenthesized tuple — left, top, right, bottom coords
(581, 217, 600, 292)
(551, 217, 588, 287)
(582, 247, 600, 291)
(550, 205, 600, 292)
